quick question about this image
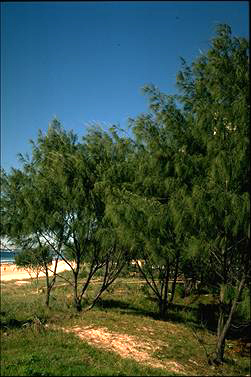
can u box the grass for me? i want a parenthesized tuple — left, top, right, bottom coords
(1, 274, 250, 376)
(2, 328, 173, 376)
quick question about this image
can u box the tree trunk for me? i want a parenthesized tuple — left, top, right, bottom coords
(44, 259, 58, 308)
(170, 252, 180, 304)
(45, 285, 53, 307)
(159, 263, 170, 318)
(45, 266, 50, 307)
(215, 302, 226, 363)
(159, 299, 164, 317)
(84, 260, 126, 312)
(212, 275, 245, 365)
(35, 269, 40, 293)
(73, 270, 82, 311)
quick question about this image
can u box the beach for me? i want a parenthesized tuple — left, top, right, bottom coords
(0, 260, 73, 282)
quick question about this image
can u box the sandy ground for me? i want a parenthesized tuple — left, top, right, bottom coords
(57, 324, 186, 374)
(0, 260, 74, 281)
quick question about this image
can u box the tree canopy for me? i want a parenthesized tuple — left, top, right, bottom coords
(1, 24, 249, 365)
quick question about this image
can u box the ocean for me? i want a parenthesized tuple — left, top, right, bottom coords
(0, 249, 62, 264)
(0, 250, 20, 264)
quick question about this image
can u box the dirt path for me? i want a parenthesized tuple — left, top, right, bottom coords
(57, 324, 186, 374)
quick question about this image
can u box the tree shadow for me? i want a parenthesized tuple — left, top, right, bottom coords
(99, 297, 251, 342)
(0, 317, 34, 330)
(92, 296, 251, 349)
(95, 297, 220, 333)
(94, 298, 159, 319)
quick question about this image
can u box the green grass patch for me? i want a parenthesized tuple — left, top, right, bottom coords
(1, 275, 250, 376)
(1, 327, 176, 376)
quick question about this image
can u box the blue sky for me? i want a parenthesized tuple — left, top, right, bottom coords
(1, 1, 249, 172)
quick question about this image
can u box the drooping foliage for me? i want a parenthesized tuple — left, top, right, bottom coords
(1, 23, 249, 365)
(104, 24, 250, 361)
(170, 24, 250, 363)
(1, 120, 130, 311)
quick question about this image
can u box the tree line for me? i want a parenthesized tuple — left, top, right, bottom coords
(1, 24, 249, 365)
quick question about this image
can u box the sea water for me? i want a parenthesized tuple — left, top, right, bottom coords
(0, 250, 20, 264)
(0, 249, 62, 264)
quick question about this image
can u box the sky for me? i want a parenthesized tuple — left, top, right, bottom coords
(1, 1, 249, 172)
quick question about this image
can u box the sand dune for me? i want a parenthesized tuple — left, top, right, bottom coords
(0, 260, 74, 281)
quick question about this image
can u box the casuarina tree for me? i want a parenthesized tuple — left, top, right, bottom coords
(171, 24, 250, 364)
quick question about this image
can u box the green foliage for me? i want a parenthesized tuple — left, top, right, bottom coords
(0, 23, 249, 365)
(1, 120, 130, 311)
(220, 284, 238, 305)
(15, 247, 53, 270)
(238, 287, 251, 320)
(175, 284, 186, 299)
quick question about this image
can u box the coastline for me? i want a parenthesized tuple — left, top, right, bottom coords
(0, 260, 73, 281)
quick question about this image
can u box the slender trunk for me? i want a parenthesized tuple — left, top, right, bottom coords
(44, 259, 58, 308)
(45, 286, 52, 307)
(160, 263, 170, 318)
(159, 298, 164, 316)
(73, 269, 82, 311)
(213, 275, 245, 364)
(36, 269, 40, 293)
(170, 252, 180, 304)
(136, 260, 161, 300)
(215, 301, 225, 362)
(85, 261, 126, 312)
(45, 265, 50, 307)
(80, 262, 98, 300)
(198, 270, 204, 294)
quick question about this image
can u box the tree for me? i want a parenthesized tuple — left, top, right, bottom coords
(1, 119, 129, 311)
(15, 248, 43, 290)
(171, 24, 250, 364)
(14, 245, 55, 301)
(128, 85, 197, 312)
(105, 24, 249, 361)
(82, 125, 133, 310)
(104, 92, 187, 318)
(0, 163, 61, 308)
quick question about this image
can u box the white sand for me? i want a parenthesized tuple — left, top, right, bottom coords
(0, 260, 74, 281)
